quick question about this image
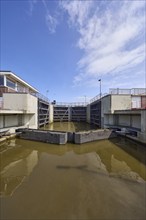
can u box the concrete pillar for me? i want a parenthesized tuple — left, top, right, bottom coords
(68, 107, 72, 121)
(86, 104, 90, 123)
(4, 75, 6, 86)
(0, 115, 4, 128)
(141, 110, 146, 133)
(138, 110, 146, 143)
(49, 104, 54, 123)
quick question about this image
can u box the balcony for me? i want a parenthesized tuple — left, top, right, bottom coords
(0, 86, 49, 104)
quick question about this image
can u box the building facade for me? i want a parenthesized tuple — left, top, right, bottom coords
(0, 71, 146, 144)
(0, 71, 51, 132)
(100, 89, 146, 143)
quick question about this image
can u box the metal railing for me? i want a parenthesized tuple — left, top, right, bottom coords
(0, 86, 49, 103)
(55, 102, 88, 107)
(34, 93, 49, 103)
(89, 88, 146, 104)
(90, 93, 108, 103)
(131, 88, 146, 95)
(109, 88, 146, 95)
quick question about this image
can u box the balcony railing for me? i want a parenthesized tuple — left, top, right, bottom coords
(0, 86, 49, 103)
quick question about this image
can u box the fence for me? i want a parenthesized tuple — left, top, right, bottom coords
(90, 93, 108, 103)
(109, 88, 146, 95)
(55, 102, 88, 107)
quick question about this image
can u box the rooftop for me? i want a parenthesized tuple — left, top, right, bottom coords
(0, 70, 38, 93)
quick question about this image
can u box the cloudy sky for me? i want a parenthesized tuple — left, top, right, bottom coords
(1, 0, 145, 102)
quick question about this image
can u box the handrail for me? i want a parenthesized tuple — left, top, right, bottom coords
(90, 88, 146, 104)
(55, 102, 88, 107)
(90, 93, 108, 103)
(0, 86, 49, 103)
(109, 88, 146, 95)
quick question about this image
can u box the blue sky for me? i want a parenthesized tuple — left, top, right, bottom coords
(1, 0, 146, 102)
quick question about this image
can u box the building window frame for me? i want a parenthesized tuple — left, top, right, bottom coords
(6, 78, 16, 90)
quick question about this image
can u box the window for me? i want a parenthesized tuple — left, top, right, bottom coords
(6, 78, 16, 89)
(0, 76, 4, 86)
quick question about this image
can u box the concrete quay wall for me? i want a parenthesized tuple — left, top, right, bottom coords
(18, 129, 67, 145)
(17, 128, 113, 145)
(74, 129, 113, 144)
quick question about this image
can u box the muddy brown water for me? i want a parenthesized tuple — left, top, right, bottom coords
(0, 122, 146, 220)
(42, 121, 98, 132)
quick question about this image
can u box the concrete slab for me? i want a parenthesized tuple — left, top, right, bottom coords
(19, 130, 67, 145)
(74, 129, 112, 144)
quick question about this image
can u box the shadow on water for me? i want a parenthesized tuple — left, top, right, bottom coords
(56, 165, 107, 176)
(56, 165, 88, 170)
(110, 137, 146, 166)
(1, 136, 146, 197)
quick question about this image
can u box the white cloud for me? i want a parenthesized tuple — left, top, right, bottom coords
(28, 0, 58, 33)
(28, 0, 37, 15)
(45, 13, 58, 33)
(42, 0, 58, 34)
(60, 1, 93, 27)
(60, 0, 145, 88)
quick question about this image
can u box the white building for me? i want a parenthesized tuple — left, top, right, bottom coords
(0, 71, 38, 132)
(102, 89, 146, 143)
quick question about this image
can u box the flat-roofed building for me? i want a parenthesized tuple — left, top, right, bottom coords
(0, 71, 39, 132)
(96, 88, 146, 143)
(0, 71, 54, 133)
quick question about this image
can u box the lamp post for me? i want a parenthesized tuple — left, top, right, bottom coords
(98, 79, 101, 100)
(98, 79, 101, 128)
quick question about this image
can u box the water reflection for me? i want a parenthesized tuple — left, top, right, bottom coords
(110, 154, 145, 183)
(0, 140, 38, 196)
(42, 122, 97, 132)
(0, 137, 145, 198)
(0, 137, 146, 220)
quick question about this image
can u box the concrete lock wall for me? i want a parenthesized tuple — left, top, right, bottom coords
(101, 95, 111, 115)
(4, 115, 19, 127)
(137, 110, 146, 143)
(49, 104, 54, 123)
(103, 114, 114, 126)
(19, 130, 68, 144)
(118, 115, 131, 126)
(141, 110, 146, 133)
(86, 104, 90, 123)
(101, 96, 111, 128)
(0, 115, 3, 128)
(18, 128, 113, 145)
(131, 115, 141, 129)
(3, 93, 27, 111)
(3, 93, 38, 129)
(111, 95, 131, 113)
(74, 129, 112, 144)
(23, 114, 37, 129)
(3, 93, 38, 113)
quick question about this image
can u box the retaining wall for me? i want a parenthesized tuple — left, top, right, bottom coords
(74, 129, 113, 144)
(17, 128, 113, 145)
(18, 129, 67, 144)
